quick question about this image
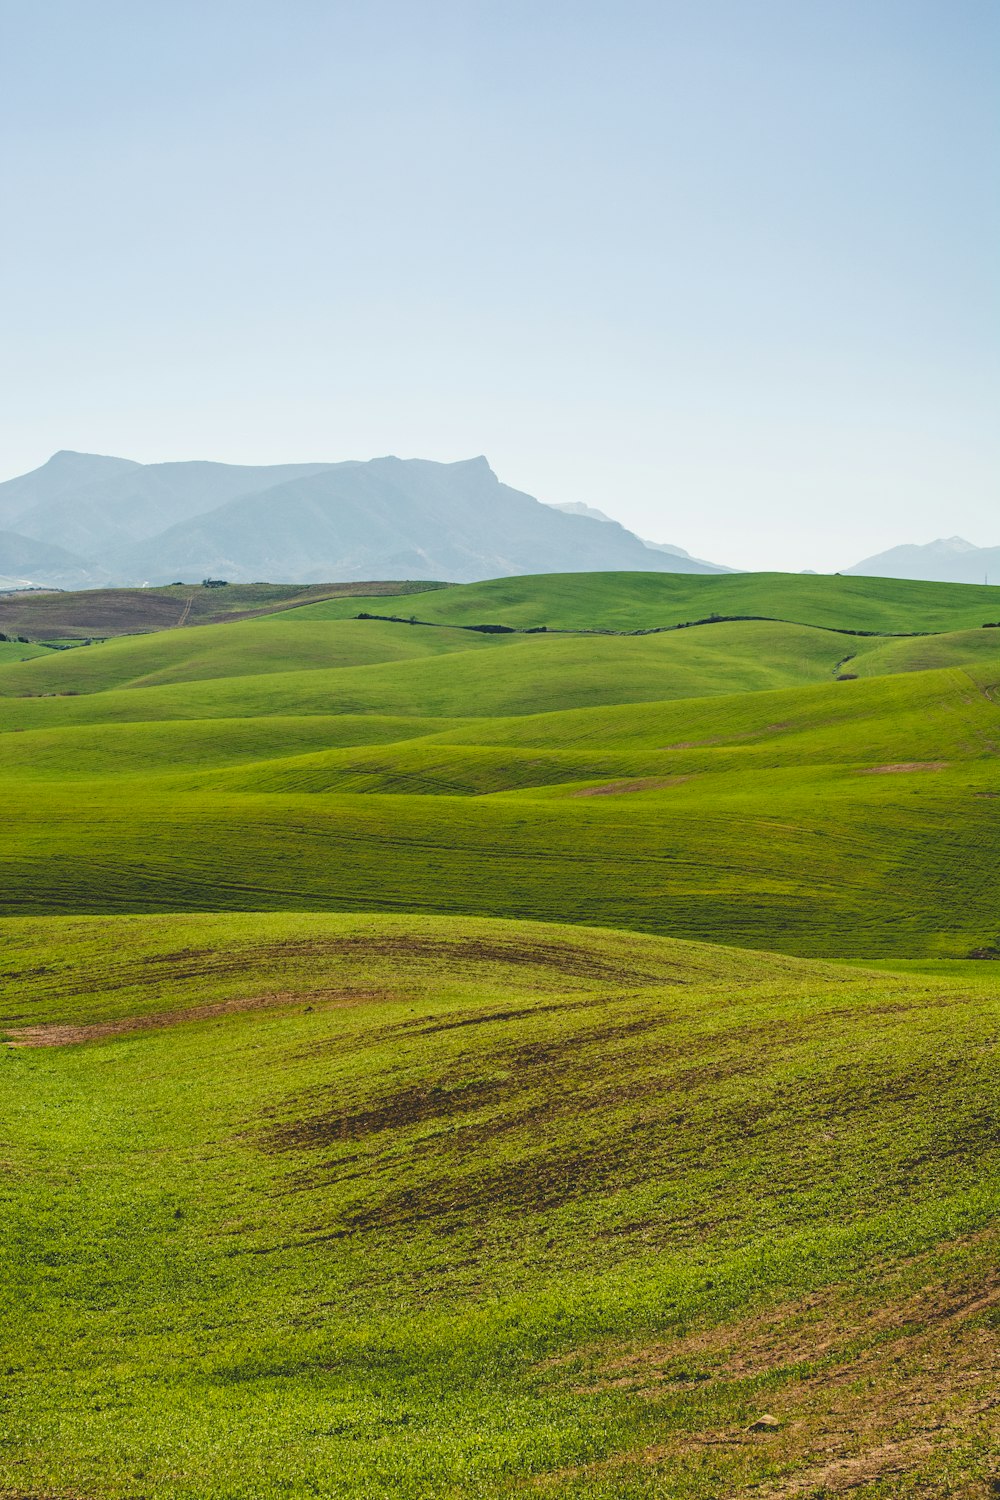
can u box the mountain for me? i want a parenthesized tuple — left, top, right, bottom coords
(0, 450, 139, 523)
(0, 451, 730, 586)
(0, 452, 330, 558)
(549, 500, 618, 524)
(549, 501, 730, 571)
(847, 536, 1000, 586)
(0, 529, 105, 591)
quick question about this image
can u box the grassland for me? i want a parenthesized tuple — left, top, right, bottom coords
(0, 639, 49, 664)
(290, 569, 1000, 634)
(2, 570, 999, 1497)
(1, 617, 998, 957)
(3, 912, 999, 1499)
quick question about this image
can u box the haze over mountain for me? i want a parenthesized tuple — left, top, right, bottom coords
(550, 501, 731, 570)
(0, 452, 729, 587)
(847, 537, 1000, 586)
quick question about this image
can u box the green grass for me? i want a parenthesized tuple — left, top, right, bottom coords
(3, 571, 1000, 1496)
(289, 569, 1000, 634)
(0, 638, 50, 663)
(2, 654, 998, 958)
(2, 912, 998, 1499)
(0, 616, 506, 697)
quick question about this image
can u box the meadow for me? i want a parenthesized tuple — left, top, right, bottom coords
(1, 571, 998, 1498)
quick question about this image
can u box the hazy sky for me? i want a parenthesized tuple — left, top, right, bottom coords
(1, 0, 996, 571)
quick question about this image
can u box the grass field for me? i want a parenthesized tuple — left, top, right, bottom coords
(2, 571, 999, 1497)
(0, 639, 50, 664)
(3, 912, 999, 1499)
(290, 570, 1000, 634)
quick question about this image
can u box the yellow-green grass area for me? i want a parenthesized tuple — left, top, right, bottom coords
(0, 639, 50, 664)
(0, 616, 512, 697)
(0, 610, 905, 707)
(289, 570, 1000, 635)
(847, 626, 1000, 677)
(1, 912, 998, 1499)
(2, 660, 998, 958)
(2, 612, 993, 729)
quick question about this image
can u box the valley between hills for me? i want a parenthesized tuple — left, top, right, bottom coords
(2, 569, 999, 1499)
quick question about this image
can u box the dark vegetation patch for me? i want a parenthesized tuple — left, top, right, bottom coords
(355, 610, 938, 641)
(264, 1010, 1000, 1238)
(271, 1076, 508, 1149)
(252, 933, 681, 986)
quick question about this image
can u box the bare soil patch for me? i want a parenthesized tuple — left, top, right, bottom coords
(857, 762, 948, 774)
(572, 776, 693, 797)
(3, 987, 382, 1047)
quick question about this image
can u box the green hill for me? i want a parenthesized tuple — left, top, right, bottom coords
(2, 570, 999, 1496)
(292, 569, 1000, 634)
(2, 913, 998, 1499)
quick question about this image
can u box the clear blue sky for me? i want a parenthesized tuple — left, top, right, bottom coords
(1, 0, 996, 570)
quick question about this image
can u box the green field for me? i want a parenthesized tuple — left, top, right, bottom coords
(2, 571, 999, 1497)
(292, 569, 1000, 634)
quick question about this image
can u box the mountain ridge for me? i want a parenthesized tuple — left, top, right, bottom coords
(0, 451, 728, 586)
(847, 535, 1000, 585)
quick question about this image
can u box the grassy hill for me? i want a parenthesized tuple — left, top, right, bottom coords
(2, 571, 999, 1496)
(0, 605, 997, 957)
(0, 579, 444, 640)
(291, 569, 1000, 634)
(3, 912, 999, 1500)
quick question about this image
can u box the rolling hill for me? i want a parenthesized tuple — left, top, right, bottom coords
(2, 568, 999, 1497)
(3, 913, 999, 1498)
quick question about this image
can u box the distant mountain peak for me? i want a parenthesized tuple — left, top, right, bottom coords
(847, 536, 999, 585)
(0, 451, 730, 586)
(931, 536, 978, 553)
(46, 448, 140, 469)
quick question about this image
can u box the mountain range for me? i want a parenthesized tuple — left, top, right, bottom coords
(846, 536, 1000, 586)
(0, 451, 729, 589)
(1, 451, 994, 590)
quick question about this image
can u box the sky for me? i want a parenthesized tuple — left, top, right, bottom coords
(0, 0, 996, 572)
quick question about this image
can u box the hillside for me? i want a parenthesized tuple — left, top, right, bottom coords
(1, 572, 998, 959)
(3, 568, 999, 1497)
(300, 568, 1000, 634)
(0, 527, 99, 589)
(0, 579, 445, 640)
(0, 451, 726, 586)
(3, 913, 999, 1498)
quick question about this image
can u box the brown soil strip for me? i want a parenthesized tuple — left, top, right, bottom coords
(857, 762, 948, 774)
(3, 987, 383, 1047)
(660, 739, 722, 749)
(572, 776, 693, 797)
